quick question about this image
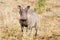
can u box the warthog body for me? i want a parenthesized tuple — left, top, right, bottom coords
(18, 5, 38, 36)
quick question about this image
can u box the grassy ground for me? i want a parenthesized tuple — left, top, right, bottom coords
(0, 0, 60, 40)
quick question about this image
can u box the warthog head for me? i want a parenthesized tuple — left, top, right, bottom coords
(18, 5, 30, 20)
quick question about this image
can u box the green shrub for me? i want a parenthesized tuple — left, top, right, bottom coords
(34, 0, 45, 14)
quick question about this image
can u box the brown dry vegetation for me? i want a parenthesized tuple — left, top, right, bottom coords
(0, 0, 60, 40)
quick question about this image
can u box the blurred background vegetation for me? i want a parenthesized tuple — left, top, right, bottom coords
(34, 0, 45, 14)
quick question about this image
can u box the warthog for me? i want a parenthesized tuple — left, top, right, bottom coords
(18, 5, 38, 36)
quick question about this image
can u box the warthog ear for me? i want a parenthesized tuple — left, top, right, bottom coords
(18, 5, 21, 8)
(18, 5, 23, 13)
(25, 6, 30, 12)
(27, 6, 30, 9)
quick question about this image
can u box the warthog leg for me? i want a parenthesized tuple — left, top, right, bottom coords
(35, 23, 37, 36)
